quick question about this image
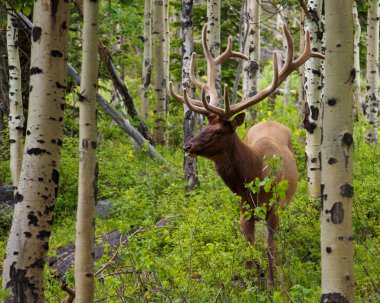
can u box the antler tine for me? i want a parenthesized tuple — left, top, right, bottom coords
(215, 36, 249, 65)
(201, 87, 226, 118)
(224, 84, 231, 117)
(227, 52, 279, 118)
(280, 25, 294, 75)
(189, 52, 205, 89)
(183, 88, 210, 116)
(168, 81, 205, 108)
(278, 26, 325, 83)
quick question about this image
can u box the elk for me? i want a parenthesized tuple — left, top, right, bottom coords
(169, 25, 324, 285)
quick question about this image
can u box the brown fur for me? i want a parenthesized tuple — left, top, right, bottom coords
(184, 113, 298, 285)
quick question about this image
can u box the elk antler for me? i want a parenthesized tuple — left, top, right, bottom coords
(169, 24, 325, 120)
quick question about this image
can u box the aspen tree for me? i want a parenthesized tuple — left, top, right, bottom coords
(6, 4, 24, 189)
(352, 1, 362, 113)
(182, 0, 198, 191)
(321, 0, 355, 301)
(242, 0, 260, 106)
(2, 1, 70, 301)
(364, 0, 379, 143)
(304, 0, 324, 199)
(153, 0, 167, 144)
(141, 0, 152, 119)
(74, 0, 99, 301)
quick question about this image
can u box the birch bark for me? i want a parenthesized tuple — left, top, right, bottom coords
(243, 0, 260, 104)
(352, 1, 362, 114)
(74, 0, 99, 301)
(182, 0, 198, 191)
(153, 0, 167, 144)
(304, 0, 324, 199)
(321, 0, 355, 301)
(141, 0, 152, 119)
(2, 1, 70, 301)
(364, 0, 379, 143)
(6, 4, 24, 189)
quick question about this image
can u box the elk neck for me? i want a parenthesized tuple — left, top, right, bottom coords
(212, 132, 263, 196)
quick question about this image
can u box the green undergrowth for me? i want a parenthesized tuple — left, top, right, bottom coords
(0, 97, 379, 302)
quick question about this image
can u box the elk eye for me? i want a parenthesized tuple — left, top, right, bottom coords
(215, 129, 223, 136)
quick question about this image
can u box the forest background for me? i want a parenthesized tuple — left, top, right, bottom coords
(0, 0, 379, 302)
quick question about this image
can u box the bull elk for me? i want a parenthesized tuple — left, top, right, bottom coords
(169, 25, 324, 285)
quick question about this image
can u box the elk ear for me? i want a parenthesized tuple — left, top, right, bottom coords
(231, 112, 245, 130)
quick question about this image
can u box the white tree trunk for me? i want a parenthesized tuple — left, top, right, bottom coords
(364, 0, 379, 143)
(2, 1, 70, 301)
(74, 0, 99, 301)
(182, 0, 198, 191)
(352, 1, 362, 114)
(321, 0, 355, 302)
(153, 0, 167, 144)
(141, 0, 152, 119)
(207, 0, 221, 102)
(6, 4, 24, 189)
(297, 9, 306, 114)
(243, 0, 260, 103)
(304, 0, 324, 199)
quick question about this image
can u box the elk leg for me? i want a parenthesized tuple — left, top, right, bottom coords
(240, 212, 255, 244)
(266, 209, 279, 286)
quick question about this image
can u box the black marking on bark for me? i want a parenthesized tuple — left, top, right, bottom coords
(13, 251, 19, 255)
(57, 139, 63, 146)
(31, 258, 45, 269)
(37, 140, 45, 144)
(61, 21, 68, 30)
(56, 82, 67, 89)
(345, 68, 356, 84)
(27, 213, 39, 226)
(91, 141, 97, 149)
(7, 264, 39, 302)
(348, 235, 353, 241)
(24, 232, 32, 238)
(27, 148, 47, 155)
(330, 202, 344, 224)
(43, 241, 49, 251)
(44, 205, 55, 215)
(82, 139, 89, 149)
(38, 177, 44, 182)
(311, 157, 318, 163)
(328, 158, 337, 164)
(85, 272, 94, 278)
(15, 192, 24, 203)
(78, 92, 86, 102)
(51, 0, 59, 21)
(32, 26, 42, 42)
(55, 186, 59, 198)
(342, 133, 353, 147)
(51, 169, 60, 185)
(60, 103, 65, 110)
(310, 106, 319, 120)
(51, 50, 63, 57)
(321, 292, 350, 303)
(94, 163, 99, 201)
(9, 139, 16, 143)
(26, 130, 31, 135)
(51, 139, 56, 144)
(320, 183, 325, 209)
(326, 247, 332, 253)
(340, 183, 354, 197)
(338, 236, 344, 240)
(37, 230, 51, 240)
(327, 98, 336, 106)
(30, 66, 43, 75)
(41, 195, 49, 200)
(312, 69, 321, 77)
(336, 43, 341, 48)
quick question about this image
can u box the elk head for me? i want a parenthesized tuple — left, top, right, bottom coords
(169, 24, 325, 147)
